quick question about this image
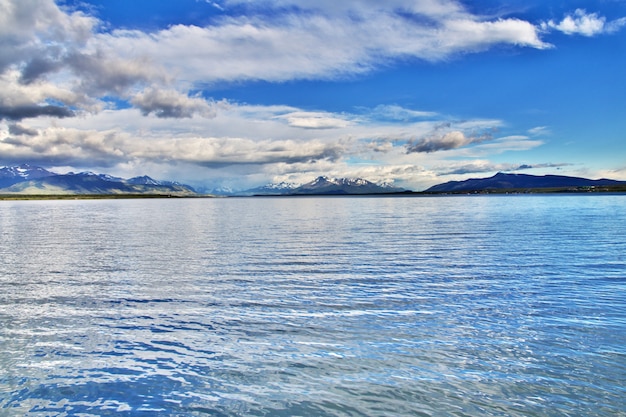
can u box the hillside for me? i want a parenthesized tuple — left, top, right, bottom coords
(425, 172, 626, 193)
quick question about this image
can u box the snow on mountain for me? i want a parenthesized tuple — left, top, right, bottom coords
(241, 181, 300, 196)
(264, 181, 300, 190)
(98, 173, 125, 182)
(0, 164, 196, 195)
(245, 176, 405, 195)
(0, 164, 56, 187)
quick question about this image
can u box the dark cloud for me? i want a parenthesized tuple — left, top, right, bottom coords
(66, 52, 154, 95)
(0, 105, 75, 121)
(137, 103, 196, 119)
(20, 57, 62, 84)
(131, 88, 216, 119)
(192, 147, 343, 168)
(442, 164, 498, 175)
(8, 123, 39, 136)
(518, 163, 572, 170)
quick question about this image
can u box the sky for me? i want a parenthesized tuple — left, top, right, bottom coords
(0, 0, 625, 191)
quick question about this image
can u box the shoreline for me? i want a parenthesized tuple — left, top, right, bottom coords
(2, 187, 626, 201)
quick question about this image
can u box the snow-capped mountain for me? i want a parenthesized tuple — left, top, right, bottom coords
(0, 165, 197, 196)
(0, 164, 56, 188)
(242, 181, 300, 196)
(293, 176, 405, 194)
(246, 176, 406, 195)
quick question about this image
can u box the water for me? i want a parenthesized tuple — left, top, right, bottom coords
(1, 195, 625, 416)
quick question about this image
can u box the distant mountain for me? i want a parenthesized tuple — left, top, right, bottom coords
(293, 176, 405, 195)
(0, 164, 56, 188)
(243, 181, 299, 196)
(0, 165, 197, 196)
(425, 172, 626, 193)
(247, 176, 406, 195)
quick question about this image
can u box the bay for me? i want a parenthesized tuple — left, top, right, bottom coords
(1, 195, 625, 416)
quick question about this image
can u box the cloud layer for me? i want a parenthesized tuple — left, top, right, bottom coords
(1, 0, 552, 120)
(102, 2, 550, 87)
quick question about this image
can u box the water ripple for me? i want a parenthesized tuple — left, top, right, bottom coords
(1, 196, 625, 416)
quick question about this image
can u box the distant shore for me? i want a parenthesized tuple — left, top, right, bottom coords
(2, 186, 626, 200)
(0, 194, 215, 200)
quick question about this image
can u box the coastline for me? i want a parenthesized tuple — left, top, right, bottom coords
(2, 187, 626, 201)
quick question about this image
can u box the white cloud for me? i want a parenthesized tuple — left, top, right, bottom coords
(0, 0, 171, 119)
(0, 0, 552, 124)
(0, 0, 96, 71)
(277, 111, 353, 129)
(528, 126, 550, 136)
(466, 135, 544, 155)
(93, 1, 550, 87)
(406, 123, 498, 153)
(0, 119, 345, 169)
(369, 105, 438, 121)
(541, 9, 626, 37)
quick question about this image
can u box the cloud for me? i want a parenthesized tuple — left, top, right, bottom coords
(406, 126, 494, 153)
(19, 57, 63, 85)
(515, 162, 572, 170)
(8, 123, 38, 136)
(439, 161, 572, 175)
(0, 0, 553, 126)
(0, 0, 169, 119)
(0, 0, 96, 72)
(0, 118, 346, 170)
(369, 105, 438, 122)
(277, 111, 352, 129)
(131, 88, 217, 118)
(65, 52, 164, 97)
(96, 1, 550, 86)
(528, 126, 550, 136)
(0, 104, 75, 121)
(0, 126, 126, 167)
(0, 69, 88, 121)
(0, 97, 553, 190)
(541, 9, 626, 36)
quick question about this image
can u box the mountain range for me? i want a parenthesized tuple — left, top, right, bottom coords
(0, 164, 196, 196)
(425, 172, 626, 193)
(243, 176, 406, 195)
(2, 165, 625, 196)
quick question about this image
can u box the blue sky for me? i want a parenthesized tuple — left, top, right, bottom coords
(0, 0, 624, 190)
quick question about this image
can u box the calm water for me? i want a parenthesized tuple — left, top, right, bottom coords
(1, 195, 625, 416)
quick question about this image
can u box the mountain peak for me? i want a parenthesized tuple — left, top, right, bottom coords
(311, 176, 333, 185)
(0, 164, 57, 187)
(127, 175, 160, 186)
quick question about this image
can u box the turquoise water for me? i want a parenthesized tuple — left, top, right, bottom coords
(1, 195, 625, 416)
